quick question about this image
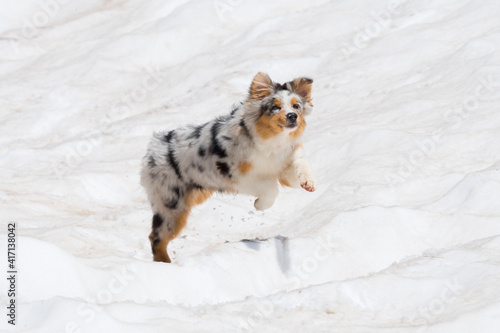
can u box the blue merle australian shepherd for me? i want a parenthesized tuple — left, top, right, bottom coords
(141, 72, 316, 262)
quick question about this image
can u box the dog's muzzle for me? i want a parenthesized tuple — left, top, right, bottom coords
(286, 112, 298, 128)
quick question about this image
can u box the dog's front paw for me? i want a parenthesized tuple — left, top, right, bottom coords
(298, 173, 316, 192)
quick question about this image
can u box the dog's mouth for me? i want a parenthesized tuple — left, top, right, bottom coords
(284, 122, 297, 129)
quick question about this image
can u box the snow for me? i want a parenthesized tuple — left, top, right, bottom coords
(1, 0, 500, 332)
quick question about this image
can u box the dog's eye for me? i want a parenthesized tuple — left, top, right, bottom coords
(271, 105, 281, 111)
(293, 104, 300, 110)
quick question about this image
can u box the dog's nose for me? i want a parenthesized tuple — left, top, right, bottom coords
(287, 113, 298, 121)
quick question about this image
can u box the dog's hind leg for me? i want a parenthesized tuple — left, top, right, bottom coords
(149, 214, 170, 263)
(149, 187, 212, 263)
(149, 210, 188, 263)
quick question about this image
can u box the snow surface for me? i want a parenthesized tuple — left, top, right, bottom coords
(1, 0, 500, 332)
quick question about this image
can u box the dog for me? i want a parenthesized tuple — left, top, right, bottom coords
(140, 72, 316, 262)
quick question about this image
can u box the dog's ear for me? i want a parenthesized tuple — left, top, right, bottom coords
(290, 77, 313, 101)
(249, 72, 273, 100)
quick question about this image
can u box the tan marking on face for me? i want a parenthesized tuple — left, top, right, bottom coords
(274, 98, 282, 108)
(238, 161, 253, 174)
(256, 109, 286, 140)
(291, 97, 297, 106)
(289, 113, 306, 139)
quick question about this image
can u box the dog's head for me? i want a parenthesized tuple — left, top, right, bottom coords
(246, 72, 313, 141)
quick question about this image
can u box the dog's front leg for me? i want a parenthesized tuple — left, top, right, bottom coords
(253, 177, 279, 210)
(236, 178, 279, 210)
(280, 144, 316, 192)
